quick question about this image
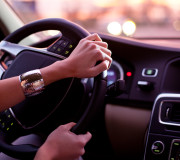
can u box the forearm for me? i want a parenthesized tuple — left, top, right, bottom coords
(0, 60, 72, 110)
(40, 60, 73, 86)
(0, 76, 25, 110)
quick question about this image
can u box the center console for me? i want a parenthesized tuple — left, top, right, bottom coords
(144, 93, 180, 160)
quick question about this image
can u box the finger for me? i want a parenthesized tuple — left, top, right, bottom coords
(99, 47, 112, 57)
(92, 41, 108, 48)
(78, 132, 92, 145)
(96, 50, 112, 64)
(61, 122, 76, 131)
(94, 50, 112, 70)
(85, 33, 102, 41)
(105, 60, 112, 69)
(101, 59, 112, 70)
(89, 61, 110, 76)
(83, 132, 92, 142)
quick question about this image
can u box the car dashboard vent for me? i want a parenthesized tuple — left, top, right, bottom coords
(160, 101, 180, 125)
(170, 104, 180, 122)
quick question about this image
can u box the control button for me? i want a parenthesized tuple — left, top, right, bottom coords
(52, 46, 57, 51)
(62, 50, 71, 57)
(64, 51, 70, 55)
(55, 47, 63, 54)
(174, 142, 180, 146)
(142, 68, 158, 77)
(56, 39, 64, 45)
(61, 40, 69, 48)
(68, 44, 73, 49)
(1, 122, 5, 129)
(137, 81, 154, 91)
(145, 69, 156, 75)
(48, 43, 59, 52)
(151, 141, 164, 155)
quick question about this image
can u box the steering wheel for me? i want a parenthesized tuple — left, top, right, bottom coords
(0, 18, 107, 159)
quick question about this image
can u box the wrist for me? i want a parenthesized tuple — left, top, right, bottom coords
(34, 144, 55, 160)
(19, 69, 45, 97)
(40, 59, 73, 86)
(53, 59, 74, 78)
(34, 145, 49, 160)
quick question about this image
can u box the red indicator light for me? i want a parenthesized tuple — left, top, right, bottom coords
(126, 72, 132, 77)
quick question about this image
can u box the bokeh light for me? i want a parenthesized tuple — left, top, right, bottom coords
(6, 0, 180, 38)
(173, 20, 180, 31)
(107, 21, 122, 35)
(122, 20, 136, 36)
(43, 30, 60, 36)
(93, 0, 118, 7)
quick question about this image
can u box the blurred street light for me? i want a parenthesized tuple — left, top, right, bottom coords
(107, 21, 122, 35)
(122, 20, 136, 36)
(173, 20, 180, 31)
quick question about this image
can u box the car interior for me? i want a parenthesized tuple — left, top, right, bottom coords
(0, 0, 180, 160)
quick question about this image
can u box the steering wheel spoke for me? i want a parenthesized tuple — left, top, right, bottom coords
(0, 41, 66, 60)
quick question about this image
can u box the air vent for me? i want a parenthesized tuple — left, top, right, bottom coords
(160, 101, 180, 126)
(170, 104, 180, 122)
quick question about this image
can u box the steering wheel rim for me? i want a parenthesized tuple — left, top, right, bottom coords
(0, 18, 107, 159)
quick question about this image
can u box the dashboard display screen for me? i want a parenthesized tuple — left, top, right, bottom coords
(107, 69, 117, 86)
(107, 61, 124, 86)
(81, 60, 124, 87)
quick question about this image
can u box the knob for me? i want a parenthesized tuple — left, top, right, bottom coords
(151, 141, 164, 155)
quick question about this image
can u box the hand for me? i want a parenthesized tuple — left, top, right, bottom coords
(40, 33, 112, 85)
(34, 122, 92, 160)
(65, 33, 112, 78)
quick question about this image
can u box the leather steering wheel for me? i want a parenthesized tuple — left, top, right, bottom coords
(0, 18, 107, 159)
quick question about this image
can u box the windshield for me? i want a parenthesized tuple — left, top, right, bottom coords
(6, 0, 180, 38)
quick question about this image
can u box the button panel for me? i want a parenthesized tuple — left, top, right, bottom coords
(0, 109, 16, 133)
(169, 139, 180, 160)
(48, 37, 74, 57)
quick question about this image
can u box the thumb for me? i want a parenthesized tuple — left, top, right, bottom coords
(61, 122, 76, 131)
(89, 61, 109, 77)
(78, 132, 92, 144)
(84, 132, 92, 142)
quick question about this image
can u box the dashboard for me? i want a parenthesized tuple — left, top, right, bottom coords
(100, 35, 180, 160)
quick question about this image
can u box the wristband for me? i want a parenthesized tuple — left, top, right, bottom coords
(19, 69, 45, 97)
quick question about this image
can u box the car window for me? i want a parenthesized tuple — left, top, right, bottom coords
(5, 0, 180, 38)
